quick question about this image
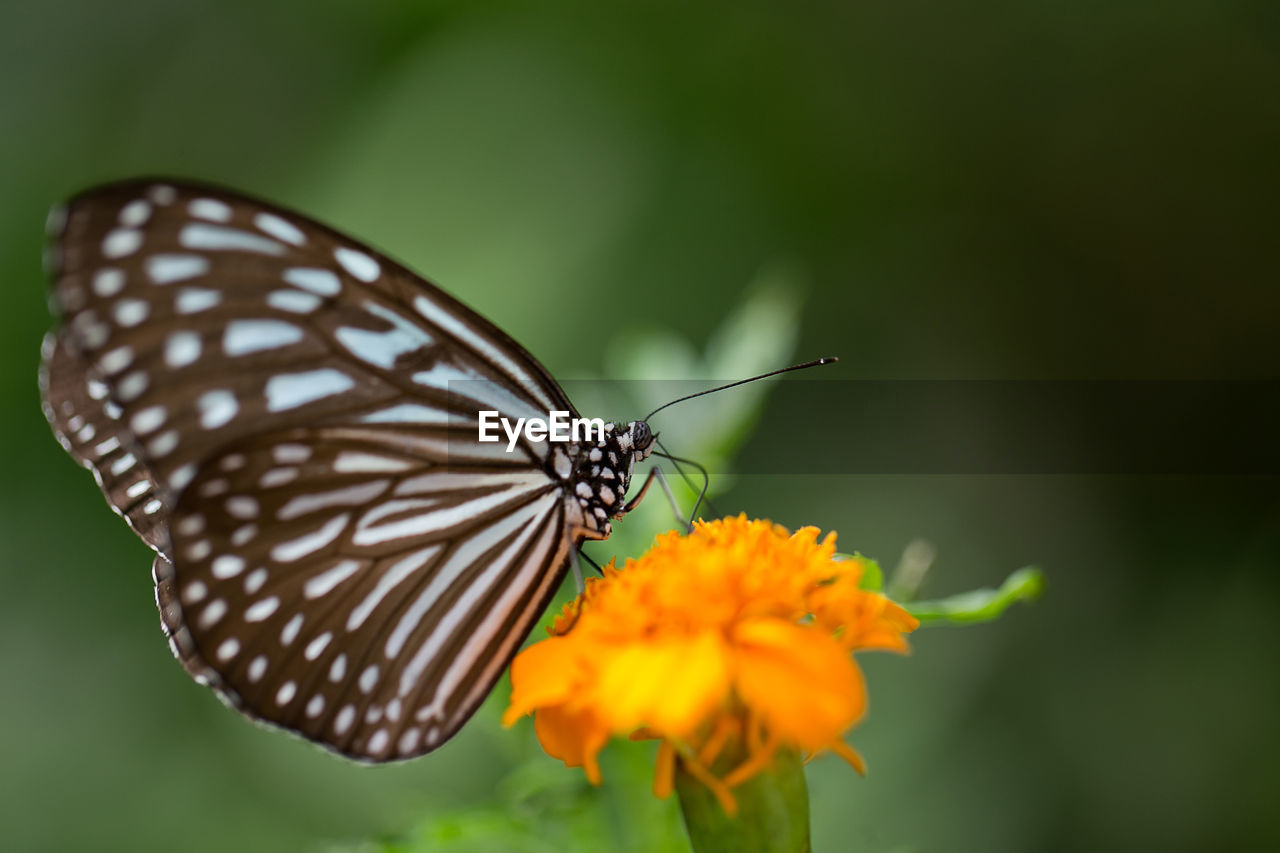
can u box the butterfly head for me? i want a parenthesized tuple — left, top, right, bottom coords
(623, 420, 656, 461)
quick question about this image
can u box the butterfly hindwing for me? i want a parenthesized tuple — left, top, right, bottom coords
(161, 433, 573, 759)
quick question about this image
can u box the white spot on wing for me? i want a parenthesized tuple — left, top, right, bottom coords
(334, 704, 356, 735)
(334, 247, 381, 282)
(304, 632, 332, 661)
(198, 389, 238, 429)
(223, 319, 304, 356)
(93, 269, 125, 297)
(264, 369, 355, 412)
(180, 223, 285, 255)
(113, 298, 149, 327)
(398, 728, 421, 755)
(303, 559, 362, 598)
(199, 599, 227, 628)
(182, 580, 207, 604)
(110, 453, 137, 476)
(103, 229, 142, 258)
(176, 287, 220, 314)
(244, 596, 280, 622)
(216, 638, 240, 662)
(243, 567, 268, 594)
(329, 654, 347, 682)
(98, 346, 134, 375)
(267, 289, 321, 313)
(148, 185, 177, 205)
(276, 681, 297, 705)
(117, 370, 148, 401)
(148, 430, 178, 457)
(170, 463, 197, 492)
(119, 199, 152, 227)
(146, 254, 210, 284)
(165, 331, 202, 367)
(270, 513, 350, 563)
(359, 404, 467, 425)
(280, 613, 303, 645)
(189, 198, 233, 222)
(282, 267, 341, 296)
(211, 555, 245, 579)
(367, 729, 389, 754)
(254, 212, 306, 246)
(273, 443, 311, 463)
(129, 405, 166, 435)
(334, 302, 433, 369)
(332, 451, 412, 473)
(226, 496, 258, 519)
(247, 655, 268, 682)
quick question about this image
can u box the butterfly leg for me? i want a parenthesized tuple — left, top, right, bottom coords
(620, 465, 692, 532)
(653, 467, 694, 532)
(620, 464, 658, 513)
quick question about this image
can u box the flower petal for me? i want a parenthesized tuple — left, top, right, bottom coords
(502, 635, 584, 725)
(533, 705, 611, 785)
(592, 630, 731, 737)
(731, 618, 866, 751)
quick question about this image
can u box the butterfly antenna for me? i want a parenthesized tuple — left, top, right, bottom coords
(654, 443, 714, 523)
(644, 356, 838, 422)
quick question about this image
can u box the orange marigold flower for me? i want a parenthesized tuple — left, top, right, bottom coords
(502, 516, 918, 812)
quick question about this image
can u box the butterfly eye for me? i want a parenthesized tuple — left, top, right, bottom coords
(633, 421, 651, 448)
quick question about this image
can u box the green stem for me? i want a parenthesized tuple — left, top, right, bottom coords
(905, 566, 1045, 625)
(675, 746, 811, 853)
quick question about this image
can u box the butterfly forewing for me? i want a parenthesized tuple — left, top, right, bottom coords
(42, 179, 592, 760)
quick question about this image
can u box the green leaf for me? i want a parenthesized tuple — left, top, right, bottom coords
(834, 553, 884, 592)
(904, 566, 1045, 625)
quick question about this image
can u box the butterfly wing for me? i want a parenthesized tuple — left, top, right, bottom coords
(42, 179, 589, 759)
(157, 433, 574, 759)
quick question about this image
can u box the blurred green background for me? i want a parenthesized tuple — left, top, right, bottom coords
(2, 2, 1277, 851)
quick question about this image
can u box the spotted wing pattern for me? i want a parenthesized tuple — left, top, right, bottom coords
(41, 179, 592, 760)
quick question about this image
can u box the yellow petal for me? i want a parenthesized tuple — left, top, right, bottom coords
(731, 618, 866, 751)
(592, 630, 731, 737)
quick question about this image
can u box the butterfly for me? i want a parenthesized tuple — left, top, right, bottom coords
(39, 179, 662, 762)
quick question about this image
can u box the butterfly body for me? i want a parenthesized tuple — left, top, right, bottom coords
(568, 420, 655, 540)
(40, 179, 654, 761)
